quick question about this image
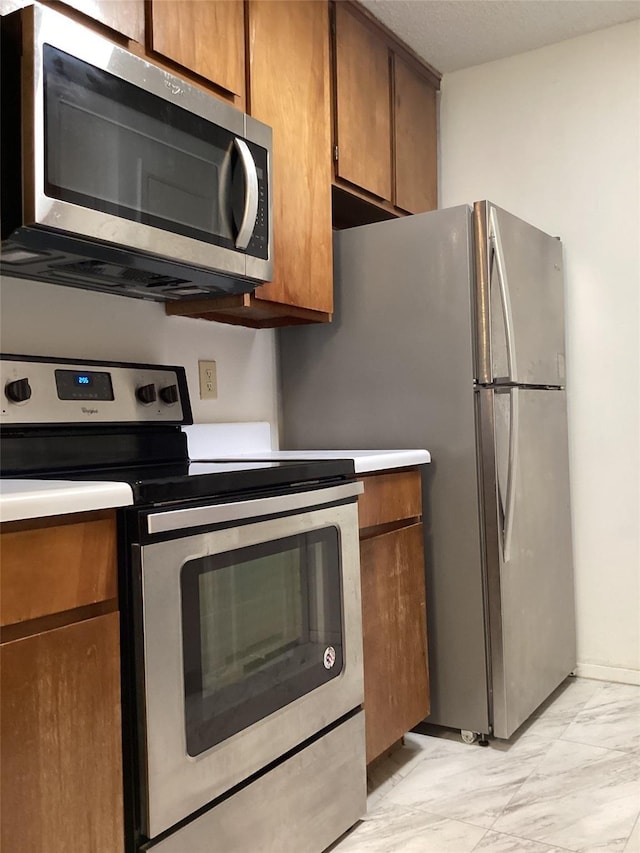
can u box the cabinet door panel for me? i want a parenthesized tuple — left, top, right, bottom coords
(334, 4, 392, 201)
(150, 0, 245, 100)
(394, 56, 437, 214)
(249, 0, 333, 313)
(1, 613, 124, 853)
(360, 523, 429, 763)
(358, 469, 422, 530)
(60, 0, 145, 41)
(1, 512, 117, 628)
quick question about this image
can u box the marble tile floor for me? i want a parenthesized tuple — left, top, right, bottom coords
(328, 678, 640, 853)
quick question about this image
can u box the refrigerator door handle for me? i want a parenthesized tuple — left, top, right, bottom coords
(489, 206, 518, 383)
(503, 387, 519, 562)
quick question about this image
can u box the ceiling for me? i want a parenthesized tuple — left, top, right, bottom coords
(359, 0, 640, 73)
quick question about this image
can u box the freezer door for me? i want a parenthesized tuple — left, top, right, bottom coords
(477, 386, 576, 739)
(474, 202, 566, 387)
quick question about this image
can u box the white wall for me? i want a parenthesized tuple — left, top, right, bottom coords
(0, 277, 279, 433)
(440, 21, 640, 683)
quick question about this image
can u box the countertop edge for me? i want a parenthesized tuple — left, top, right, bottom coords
(0, 481, 134, 524)
(188, 449, 432, 474)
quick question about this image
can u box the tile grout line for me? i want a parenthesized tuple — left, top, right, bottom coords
(484, 733, 561, 833)
(479, 686, 606, 835)
(469, 824, 576, 853)
(623, 811, 640, 851)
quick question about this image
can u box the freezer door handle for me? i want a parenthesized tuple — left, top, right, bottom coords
(502, 387, 519, 562)
(489, 206, 518, 383)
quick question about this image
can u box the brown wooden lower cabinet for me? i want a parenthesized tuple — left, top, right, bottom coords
(0, 511, 124, 853)
(1, 612, 124, 853)
(358, 469, 430, 764)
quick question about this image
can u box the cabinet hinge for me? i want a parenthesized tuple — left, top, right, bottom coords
(333, 145, 339, 162)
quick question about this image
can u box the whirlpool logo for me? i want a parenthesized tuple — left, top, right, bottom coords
(81, 407, 99, 415)
(164, 79, 183, 96)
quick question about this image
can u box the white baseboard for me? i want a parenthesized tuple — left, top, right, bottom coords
(574, 662, 640, 686)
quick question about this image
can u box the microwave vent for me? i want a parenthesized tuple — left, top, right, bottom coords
(45, 259, 190, 298)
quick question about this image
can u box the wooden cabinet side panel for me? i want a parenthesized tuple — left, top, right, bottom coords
(1, 613, 124, 853)
(149, 0, 246, 99)
(394, 56, 438, 214)
(59, 0, 145, 41)
(0, 512, 118, 627)
(334, 3, 392, 201)
(360, 523, 429, 763)
(248, 0, 333, 314)
(358, 469, 422, 530)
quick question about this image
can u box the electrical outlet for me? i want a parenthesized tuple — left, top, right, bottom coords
(198, 360, 217, 400)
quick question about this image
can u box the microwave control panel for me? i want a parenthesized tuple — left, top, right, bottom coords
(245, 142, 270, 261)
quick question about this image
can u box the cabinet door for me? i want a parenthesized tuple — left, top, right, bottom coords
(59, 0, 145, 42)
(358, 469, 422, 531)
(334, 3, 392, 201)
(1, 613, 124, 853)
(394, 55, 438, 214)
(360, 523, 429, 763)
(1, 511, 117, 627)
(149, 0, 245, 102)
(249, 0, 333, 314)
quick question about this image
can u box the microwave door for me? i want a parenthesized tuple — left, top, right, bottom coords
(43, 58, 239, 251)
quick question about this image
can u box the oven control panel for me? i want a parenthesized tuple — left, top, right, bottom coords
(1, 355, 192, 425)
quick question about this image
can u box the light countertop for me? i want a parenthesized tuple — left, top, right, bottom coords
(1, 422, 431, 522)
(191, 449, 431, 474)
(183, 423, 431, 474)
(0, 479, 134, 524)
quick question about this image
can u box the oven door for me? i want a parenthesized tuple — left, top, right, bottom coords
(136, 483, 364, 840)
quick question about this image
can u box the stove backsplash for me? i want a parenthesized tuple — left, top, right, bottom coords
(0, 275, 279, 429)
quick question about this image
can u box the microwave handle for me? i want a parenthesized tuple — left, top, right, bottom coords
(234, 138, 259, 250)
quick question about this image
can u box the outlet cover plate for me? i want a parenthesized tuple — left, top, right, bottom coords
(198, 360, 217, 400)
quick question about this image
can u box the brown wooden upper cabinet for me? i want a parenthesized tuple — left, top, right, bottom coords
(47, 0, 440, 327)
(166, 0, 334, 328)
(58, 0, 145, 42)
(333, 3, 392, 202)
(148, 0, 246, 106)
(394, 54, 438, 215)
(332, 2, 440, 219)
(246, 0, 333, 320)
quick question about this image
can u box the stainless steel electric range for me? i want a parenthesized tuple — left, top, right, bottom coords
(0, 354, 366, 853)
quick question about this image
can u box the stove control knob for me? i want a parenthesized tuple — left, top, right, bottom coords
(159, 384, 179, 405)
(5, 377, 32, 403)
(136, 383, 157, 405)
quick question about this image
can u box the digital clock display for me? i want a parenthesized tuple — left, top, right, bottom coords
(55, 369, 114, 401)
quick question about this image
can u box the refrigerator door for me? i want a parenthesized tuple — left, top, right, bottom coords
(279, 206, 491, 735)
(477, 386, 576, 739)
(474, 202, 566, 387)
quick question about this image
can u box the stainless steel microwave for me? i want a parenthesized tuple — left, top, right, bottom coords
(0, 4, 273, 301)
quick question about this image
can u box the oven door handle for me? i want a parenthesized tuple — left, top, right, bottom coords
(146, 481, 364, 535)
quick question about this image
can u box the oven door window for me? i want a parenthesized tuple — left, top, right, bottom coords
(181, 526, 343, 757)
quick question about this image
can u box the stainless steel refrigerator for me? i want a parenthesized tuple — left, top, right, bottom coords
(278, 201, 576, 740)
